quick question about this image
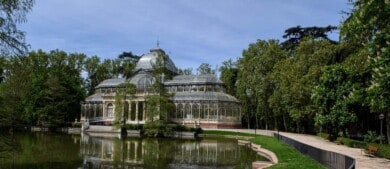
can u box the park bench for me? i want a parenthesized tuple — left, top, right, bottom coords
(366, 145, 378, 156)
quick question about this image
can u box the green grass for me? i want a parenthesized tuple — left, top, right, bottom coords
(204, 130, 325, 169)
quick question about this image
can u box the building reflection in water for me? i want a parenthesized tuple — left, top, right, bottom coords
(79, 134, 267, 169)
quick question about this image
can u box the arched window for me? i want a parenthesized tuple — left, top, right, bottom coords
(138, 76, 153, 92)
(107, 103, 114, 118)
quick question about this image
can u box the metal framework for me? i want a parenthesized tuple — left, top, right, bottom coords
(81, 48, 241, 128)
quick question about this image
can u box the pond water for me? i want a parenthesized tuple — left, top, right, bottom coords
(0, 132, 268, 169)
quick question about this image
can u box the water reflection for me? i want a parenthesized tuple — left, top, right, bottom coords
(0, 133, 266, 169)
(80, 134, 267, 169)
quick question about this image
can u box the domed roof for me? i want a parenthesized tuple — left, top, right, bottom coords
(134, 48, 178, 74)
(129, 72, 154, 88)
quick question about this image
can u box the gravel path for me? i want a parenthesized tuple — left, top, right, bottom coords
(204, 128, 390, 169)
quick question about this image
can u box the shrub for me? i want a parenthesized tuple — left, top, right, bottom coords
(171, 124, 189, 132)
(170, 124, 203, 136)
(317, 132, 329, 139)
(363, 131, 384, 143)
(71, 122, 82, 128)
(376, 144, 390, 159)
(124, 124, 144, 130)
(338, 137, 367, 148)
(144, 121, 173, 137)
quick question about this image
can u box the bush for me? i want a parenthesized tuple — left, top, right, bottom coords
(363, 131, 385, 144)
(124, 124, 144, 130)
(338, 137, 367, 148)
(317, 132, 329, 139)
(193, 127, 203, 137)
(170, 124, 203, 136)
(171, 124, 189, 132)
(144, 121, 173, 137)
(71, 122, 82, 128)
(376, 144, 390, 159)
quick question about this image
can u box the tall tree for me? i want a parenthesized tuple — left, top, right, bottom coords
(0, 0, 34, 55)
(0, 50, 86, 129)
(313, 64, 357, 140)
(145, 51, 174, 122)
(0, 57, 31, 128)
(281, 25, 337, 50)
(197, 63, 215, 75)
(177, 68, 193, 75)
(341, 0, 390, 143)
(237, 40, 286, 130)
(114, 81, 136, 128)
(219, 59, 238, 96)
(118, 51, 140, 78)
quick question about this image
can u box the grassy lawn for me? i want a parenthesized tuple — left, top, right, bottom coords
(204, 130, 325, 169)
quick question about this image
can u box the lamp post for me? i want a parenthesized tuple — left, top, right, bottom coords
(246, 89, 256, 135)
(379, 113, 385, 144)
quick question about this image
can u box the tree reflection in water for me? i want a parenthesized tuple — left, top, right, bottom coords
(80, 134, 268, 169)
(0, 133, 267, 169)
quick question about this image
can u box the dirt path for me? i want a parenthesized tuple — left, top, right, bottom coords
(204, 129, 390, 169)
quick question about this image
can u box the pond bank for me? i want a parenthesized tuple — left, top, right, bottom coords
(205, 129, 390, 169)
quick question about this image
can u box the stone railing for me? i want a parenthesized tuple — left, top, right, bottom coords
(274, 133, 355, 169)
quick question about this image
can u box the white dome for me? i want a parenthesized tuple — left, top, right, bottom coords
(134, 48, 177, 74)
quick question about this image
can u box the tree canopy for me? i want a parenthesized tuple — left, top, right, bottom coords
(0, 0, 34, 55)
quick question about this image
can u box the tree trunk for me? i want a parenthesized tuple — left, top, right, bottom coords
(282, 113, 287, 131)
(387, 111, 390, 144)
(274, 113, 277, 130)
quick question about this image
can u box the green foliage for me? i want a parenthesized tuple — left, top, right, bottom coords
(375, 144, 390, 159)
(71, 122, 82, 128)
(337, 137, 367, 148)
(143, 120, 173, 137)
(219, 59, 238, 96)
(124, 124, 144, 130)
(341, 0, 390, 143)
(363, 131, 385, 144)
(0, 50, 86, 129)
(281, 25, 337, 50)
(145, 51, 175, 122)
(0, 0, 34, 55)
(117, 51, 140, 78)
(313, 64, 357, 139)
(177, 67, 193, 75)
(170, 124, 203, 135)
(114, 81, 136, 128)
(317, 133, 329, 139)
(336, 136, 390, 159)
(237, 39, 286, 130)
(197, 63, 215, 75)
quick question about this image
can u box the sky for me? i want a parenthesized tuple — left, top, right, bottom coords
(20, 0, 351, 71)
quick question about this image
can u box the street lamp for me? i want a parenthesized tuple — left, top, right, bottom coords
(379, 113, 385, 144)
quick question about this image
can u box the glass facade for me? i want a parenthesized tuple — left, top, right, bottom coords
(81, 48, 240, 128)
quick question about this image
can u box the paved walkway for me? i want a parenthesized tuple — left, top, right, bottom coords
(204, 129, 390, 169)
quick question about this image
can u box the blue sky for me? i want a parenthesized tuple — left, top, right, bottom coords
(20, 0, 351, 71)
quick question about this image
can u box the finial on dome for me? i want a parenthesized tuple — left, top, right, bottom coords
(157, 40, 160, 48)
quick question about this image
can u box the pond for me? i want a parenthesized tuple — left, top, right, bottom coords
(0, 132, 268, 169)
